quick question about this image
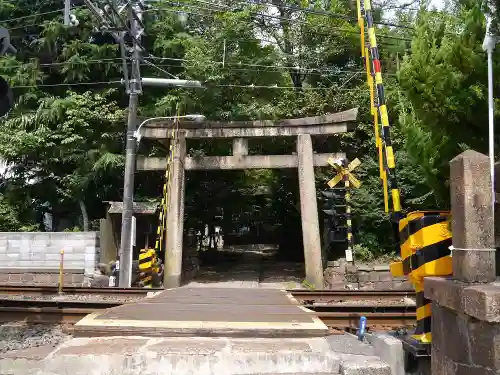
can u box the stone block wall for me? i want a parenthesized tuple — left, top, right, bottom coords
(0, 232, 98, 285)
(323, 261, 412, 290)
(431, 302, 500, 375)
(426, 277, 500, 375)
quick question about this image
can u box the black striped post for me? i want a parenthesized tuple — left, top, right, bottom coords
(343, 159, 354, 263)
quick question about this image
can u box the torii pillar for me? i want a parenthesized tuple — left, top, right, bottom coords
(297, 134, 324, 289)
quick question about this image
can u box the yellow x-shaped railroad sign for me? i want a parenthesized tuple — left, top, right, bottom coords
(327, 157, 362, 189)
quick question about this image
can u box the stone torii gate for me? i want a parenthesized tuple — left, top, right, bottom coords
(137, 108, 359, 288)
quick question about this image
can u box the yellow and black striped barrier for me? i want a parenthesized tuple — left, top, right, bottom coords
(355, 0, 454, 352)
(390, 211, 452, 344)
(138, 248, 156, 288)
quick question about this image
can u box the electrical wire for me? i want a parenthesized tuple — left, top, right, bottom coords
(147, 5, 413, 42)
(8, 79, 370, 91)
(0, 9, 64, 24)
(208, 84, 364, 90)
(0, 5, 86, 24)
(11, 80, 121, 89)
(153, 0, 415, 30)
(145, 56, 400, 75)
(0, 0, 61, 17)
(0, 56, 401, 77)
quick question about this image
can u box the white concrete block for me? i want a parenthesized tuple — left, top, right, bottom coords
(84, 246, 96, 255)
(366, 333, 405, 375)
(7, 239, 21, 248)
(45, 254, 61, 261)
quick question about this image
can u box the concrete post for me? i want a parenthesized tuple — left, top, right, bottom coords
(297, 134, 324, 288)
(450, 149, 496, 283)
(232, 138, 248, 156)
(164, 132, 186, 288)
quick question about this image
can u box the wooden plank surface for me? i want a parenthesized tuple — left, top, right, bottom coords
(93, 288, 314, 323)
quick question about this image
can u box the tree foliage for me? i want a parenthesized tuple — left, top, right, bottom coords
(0, 0, 493, 258)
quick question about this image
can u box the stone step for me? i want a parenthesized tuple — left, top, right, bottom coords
(0, 336, 392, 375)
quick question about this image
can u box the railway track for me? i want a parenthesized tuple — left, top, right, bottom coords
(0, 285, 415, 299)
(289, 289, 414, 303)
(0, 288, 417, 329)
(0, 285, 156, 297)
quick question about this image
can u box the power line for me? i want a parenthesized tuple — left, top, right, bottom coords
(154, 0, 414, 30)
(0, 0, 61, 16)
(11, 80, 121, 89)
(209, 84, 364, 90)
(0, 9, 64, 24)
(0, 55, 401, 76)
(146, 56, 400, 76)
(0, 4, 86, 25)
(0, 58, 124, 68)
(148, 5, 413, 42)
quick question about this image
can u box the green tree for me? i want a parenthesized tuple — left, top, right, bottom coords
(398, 1, 498, 205)
(0, 90, 125, 230)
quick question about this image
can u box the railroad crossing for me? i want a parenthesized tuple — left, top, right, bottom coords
(326, 157, 362, 263)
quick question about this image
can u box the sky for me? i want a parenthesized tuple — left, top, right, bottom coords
(429, 0, 445, 9)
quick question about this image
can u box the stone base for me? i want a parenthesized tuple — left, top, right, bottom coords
(424, 277, 500, 322)
(424, 277, 500, 374)
(0, 335, 391, 375)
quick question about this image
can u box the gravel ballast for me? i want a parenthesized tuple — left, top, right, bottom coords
(0, 294, 143, 303)
(0, 322, 71, 353)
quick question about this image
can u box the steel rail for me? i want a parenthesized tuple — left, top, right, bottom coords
(0, 285, 415, 299)
(0, 285, 161, 296)
(0, 298, 416, 328)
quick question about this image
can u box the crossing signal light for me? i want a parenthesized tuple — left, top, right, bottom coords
(321, 190, 344, 201)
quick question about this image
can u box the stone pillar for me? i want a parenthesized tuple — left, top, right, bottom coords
(98, 215, 117, 265)
(424, 149, 500, 375)
(164, 132, 186, 288)
(297, 134, 324, 288)
(450, 150, 495, 283)
(232, 138, 248, 156)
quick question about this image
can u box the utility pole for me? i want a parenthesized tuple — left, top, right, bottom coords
(64, 0, 71, 25)
(118, 1, 143, 288)
(82, 0, 203, 287)
(483, 3, 497, 217)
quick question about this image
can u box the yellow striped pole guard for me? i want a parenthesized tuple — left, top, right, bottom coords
(390, 211, 453, 344)
(138, 248, 156, 288)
